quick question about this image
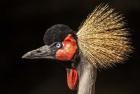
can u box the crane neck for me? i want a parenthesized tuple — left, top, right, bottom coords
(77, 55, 97, 94)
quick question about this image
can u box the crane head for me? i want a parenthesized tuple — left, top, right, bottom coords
(22, 24, 79, 90)
(22, 4, 133, 94)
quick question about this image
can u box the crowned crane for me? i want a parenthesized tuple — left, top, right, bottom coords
(22, 4, 132, 94)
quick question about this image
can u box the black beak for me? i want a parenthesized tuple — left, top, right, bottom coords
(22, 45, 54, 59)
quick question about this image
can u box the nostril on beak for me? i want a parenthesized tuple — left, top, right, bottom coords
(36, 50, 41, 53)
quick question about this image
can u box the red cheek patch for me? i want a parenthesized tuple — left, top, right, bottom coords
(67, 68, 78, 90)
(55, 34, 77, 61)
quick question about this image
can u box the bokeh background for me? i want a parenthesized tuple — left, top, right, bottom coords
(1, 0, 140, 94)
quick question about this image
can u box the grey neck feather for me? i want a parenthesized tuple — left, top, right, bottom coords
(77, 55, 97, 94)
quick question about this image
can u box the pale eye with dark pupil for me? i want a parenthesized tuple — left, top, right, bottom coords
(56, 42, 62, 48)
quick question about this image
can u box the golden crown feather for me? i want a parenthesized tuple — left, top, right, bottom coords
(77, 4, 133, 68)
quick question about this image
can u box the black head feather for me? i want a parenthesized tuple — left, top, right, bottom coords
(43, 24, 76, 45)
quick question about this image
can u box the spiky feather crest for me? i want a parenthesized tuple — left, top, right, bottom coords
(77, 4, 132, 68)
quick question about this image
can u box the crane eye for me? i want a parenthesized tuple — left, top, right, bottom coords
(56, 42, 62, 48)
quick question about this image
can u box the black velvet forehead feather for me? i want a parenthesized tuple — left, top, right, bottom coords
(43, 24, 76, 45)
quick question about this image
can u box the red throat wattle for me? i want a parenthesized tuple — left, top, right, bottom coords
(67, 68, 78, 90)
(55, 34, 77, 61)
(55, 34, 78, 90)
